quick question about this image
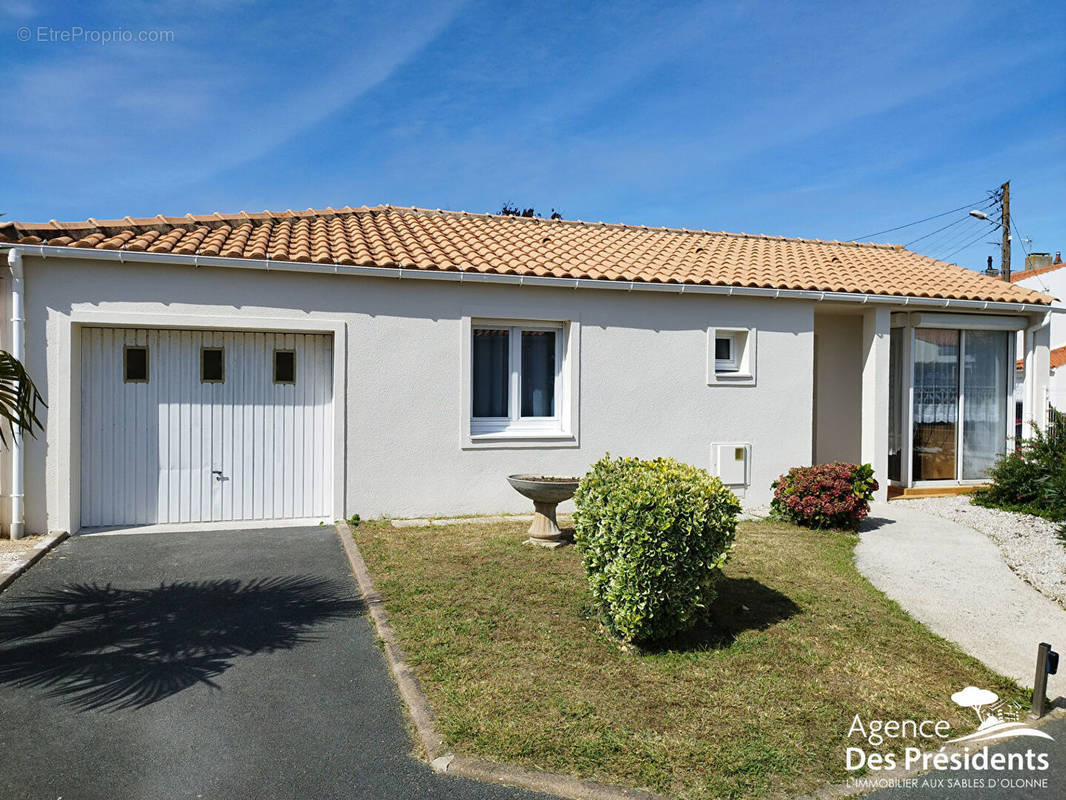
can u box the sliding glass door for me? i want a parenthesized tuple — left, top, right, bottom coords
(913, 329, 959, 481)
(911, 328, 1010, 483)
(962, 331, 1010, 479)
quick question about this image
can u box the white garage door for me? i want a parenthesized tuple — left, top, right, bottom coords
(80, 327, 333, 527)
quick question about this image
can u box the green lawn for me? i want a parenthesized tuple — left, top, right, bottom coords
(353, 518, 1023, 799)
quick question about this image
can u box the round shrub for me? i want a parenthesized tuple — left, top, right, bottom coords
(573, 455, 740, 645)
(770, 462, 878, 531)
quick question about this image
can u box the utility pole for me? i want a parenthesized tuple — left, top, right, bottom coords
(1000, 180, 1011, 282)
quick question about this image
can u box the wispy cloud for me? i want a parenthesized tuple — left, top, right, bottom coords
(1, 0, 468, 204)
(0, 0, 36, 20)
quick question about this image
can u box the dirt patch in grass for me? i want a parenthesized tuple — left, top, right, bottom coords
(353, 519, 1023, 799)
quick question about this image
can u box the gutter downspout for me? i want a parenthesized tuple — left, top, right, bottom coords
(7, 248, 24, 539)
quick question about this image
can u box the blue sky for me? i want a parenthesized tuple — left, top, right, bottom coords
(2, 0, 1063, 272)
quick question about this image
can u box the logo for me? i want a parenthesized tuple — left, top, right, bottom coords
(845, 685, 1054, 786)
(946, 686, 1053, 745)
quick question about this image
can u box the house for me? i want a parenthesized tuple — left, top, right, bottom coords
(0, 205, 1055, 536)
(1012, 252, 1066, 410)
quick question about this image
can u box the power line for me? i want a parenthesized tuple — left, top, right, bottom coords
(917, 222, 990, 256)
(906, 206, 1001, 255)
(1011, 216, 1031, 256)
(903, 215, 971, 247)
(940, 230, 996, 262)
(941, 228, 999, 263)
(852, 198, 989, 240)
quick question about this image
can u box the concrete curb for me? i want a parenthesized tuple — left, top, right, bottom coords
(0, 531, 69, 593)
(334, 521, 443, 758)
(334, 522, 669, 800)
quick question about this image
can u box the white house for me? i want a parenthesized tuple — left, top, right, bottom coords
(1012, 256, 1066, 411)
(0, 205, 1054, 537)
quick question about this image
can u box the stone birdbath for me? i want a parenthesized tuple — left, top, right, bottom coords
(507, 474, 580, 548)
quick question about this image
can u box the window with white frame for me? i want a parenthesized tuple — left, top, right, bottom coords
(708, 326, 755, 384)
(472, 322, 564, 434)
(714, 333, 740, 372)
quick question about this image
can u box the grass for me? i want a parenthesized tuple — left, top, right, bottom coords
(353, 518, 1024, 799)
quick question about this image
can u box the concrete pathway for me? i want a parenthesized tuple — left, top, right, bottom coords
(855, 502, 1066, 700)
(0, 527, 555, 800)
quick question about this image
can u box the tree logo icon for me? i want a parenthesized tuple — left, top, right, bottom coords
(946, 686, 1053, 744)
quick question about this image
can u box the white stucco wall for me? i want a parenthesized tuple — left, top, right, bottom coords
(1049, 366, 1066, 412)
(1013, 270, 1061, 412)
(813, 313, 862, 464)
(1016, 268, 1066, 350)
(5, 254, 818, 533)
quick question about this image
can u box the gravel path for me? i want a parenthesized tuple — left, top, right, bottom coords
(902, 496, 1066, 609)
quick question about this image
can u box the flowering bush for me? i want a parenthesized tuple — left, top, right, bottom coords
(770, 462, 878, 531)
(573, 455, 740, 644)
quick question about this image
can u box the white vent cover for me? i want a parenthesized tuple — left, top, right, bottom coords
(712, 443, 750, 486)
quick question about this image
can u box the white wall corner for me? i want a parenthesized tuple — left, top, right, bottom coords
(860, 307, 891, 501)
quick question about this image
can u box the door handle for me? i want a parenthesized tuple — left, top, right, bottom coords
(211, 469, 224, 481)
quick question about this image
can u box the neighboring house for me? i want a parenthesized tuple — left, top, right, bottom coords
(1012, 252, 1066, 410)
(0, 205, 1055, 535)
(1015, 346, 1066, 435)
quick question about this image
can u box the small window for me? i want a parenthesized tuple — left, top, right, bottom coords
(274, 349, 296, 384)
(708, 327, 756, 384)
(124, 346, 149, 383)
(714, 335, 739, 372)
(201, 347, 225, 383)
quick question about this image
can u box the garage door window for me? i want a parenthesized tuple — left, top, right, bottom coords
(274, 350, 296, 384)
(124, 346, 149, 383)
(201, 348, 225, 383)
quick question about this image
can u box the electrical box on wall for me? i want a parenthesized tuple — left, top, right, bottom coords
(712, 443, 750, 486)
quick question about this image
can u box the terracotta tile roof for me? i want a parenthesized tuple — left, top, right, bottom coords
(0, 205, 1053, 305)
(1017, 344, 1066, 372)
(1010, 261, 1066, 283)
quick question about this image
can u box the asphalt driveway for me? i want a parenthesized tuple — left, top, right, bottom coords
(866, 715, 1065, 800)
(0, 526, 554, 800)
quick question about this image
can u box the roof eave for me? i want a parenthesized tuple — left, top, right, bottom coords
(1, 242, 1054, 315)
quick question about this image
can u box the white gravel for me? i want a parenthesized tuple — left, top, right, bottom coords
(903, 495, 1066, 609)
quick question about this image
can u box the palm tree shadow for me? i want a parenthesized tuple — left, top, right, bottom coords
(644, 576, 800, 653)
(0, 576, 362, 712)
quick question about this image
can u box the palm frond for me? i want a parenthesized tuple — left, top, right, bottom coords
(0, 350, 44, 446)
